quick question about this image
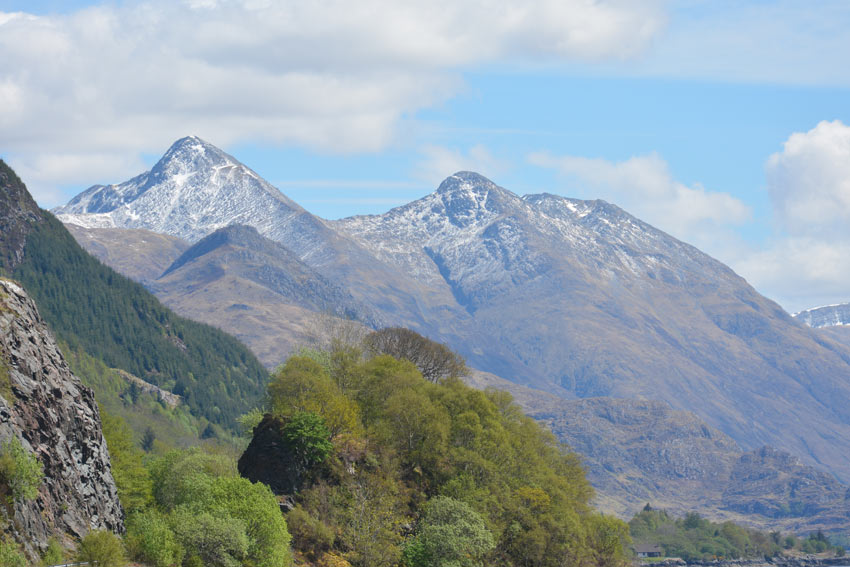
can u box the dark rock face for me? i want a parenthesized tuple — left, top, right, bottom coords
(0, 160, 42, 270)
(238, 415, 301, 497)
(0, 278, 123, 556)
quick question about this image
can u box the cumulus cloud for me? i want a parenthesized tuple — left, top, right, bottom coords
(732, 120, 850, 312)
(766, 120, 850, 237)
(528, 151, 750, 252)
(0, 0, 665, 205)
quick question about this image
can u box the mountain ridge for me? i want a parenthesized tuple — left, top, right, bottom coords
(53, 138, 850, 486)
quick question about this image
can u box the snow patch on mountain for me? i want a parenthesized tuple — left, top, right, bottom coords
(54, 136, 306, 244)
(794, 303, 850, 328)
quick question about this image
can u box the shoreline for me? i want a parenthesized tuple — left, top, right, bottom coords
(643, 557, 848, 567)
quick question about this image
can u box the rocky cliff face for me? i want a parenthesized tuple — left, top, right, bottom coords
(0, 278, 123, 556)
(0, 161, 42, 270)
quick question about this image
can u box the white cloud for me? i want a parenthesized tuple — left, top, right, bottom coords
(415, 144, 508, 185)
(766, 120, 850, 238)
(734, 237, 850, 313)
(0, 1, 665, 206)
(731, 120, 850, 312)
(528, 151, 750, 253)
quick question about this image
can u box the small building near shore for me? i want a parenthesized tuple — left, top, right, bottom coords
(634, 544, 663, 558)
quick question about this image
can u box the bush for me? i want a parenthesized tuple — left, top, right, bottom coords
(125, 509, 184, 567)
(408, 496, 494, 567)
(0, 540, 26, 567)
(75, 529, 126, 567)
(0, 436, 43, 503)
(288, 505, 334, 559)
(171, 510, 249, 567)
(40, 537, 65, 566)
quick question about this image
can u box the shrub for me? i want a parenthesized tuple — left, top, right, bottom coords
(40, 537, 65, 566)
(0, 540, 26, 567)
(75, 529, 126, 567)
(125, 509, 184, 567)
(0, 436, 43, 503)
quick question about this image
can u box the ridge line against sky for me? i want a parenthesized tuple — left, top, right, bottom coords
(2, 0, 850, 312)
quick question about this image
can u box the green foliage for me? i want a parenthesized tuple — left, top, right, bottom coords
(149, 449, 236, 510)
(0, 355, 14, 405)
(237, 408, 264, 437)
(282, 412, 334, 476)
(585, 513, 632, 567)
(259, 342, 610, 567)
(75, 529, 126, 567)
(136, 448, 292, 567)
(63, 343, 233, 450)
(141, 427, 156, 452)
(0, 540, 26, 567)
(100, 409, 153, 513)
(171, 510, 250, 567)
(406, 496, 495, 567)
(125, 509, 184, 567)
(287, 505, 335, 560)
(269, 356, 362, 437)
(12, 212, 268, 430)
(40, 537, 65, 566)
(629, 508, 783, 561)
(799, 530, 843, 555)
(0, 436, 43, 503)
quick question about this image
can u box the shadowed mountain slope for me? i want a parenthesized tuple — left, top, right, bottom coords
(148, 224, 378, 366)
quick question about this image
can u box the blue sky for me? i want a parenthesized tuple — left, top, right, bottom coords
(2, 0, 850, 312)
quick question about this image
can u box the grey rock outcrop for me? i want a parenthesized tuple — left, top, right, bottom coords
(0, 277, 123, 556)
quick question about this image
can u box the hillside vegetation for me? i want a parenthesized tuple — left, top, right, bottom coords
(7, 211, 268, 430)
(629, 506, 845, 561)
(239, 335, 632, 567)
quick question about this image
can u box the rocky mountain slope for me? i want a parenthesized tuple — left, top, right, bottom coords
(150, 225, 379, 366)
(469, 371, 850, 533)
(0, 278, 123, 558)
(53, 139, 850, 485)
(65, 224, 190, 287)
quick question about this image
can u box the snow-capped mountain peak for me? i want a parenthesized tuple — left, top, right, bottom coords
(54, 136, 306, 244)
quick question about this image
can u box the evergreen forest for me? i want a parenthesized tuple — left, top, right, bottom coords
(8, 212, 268, 430)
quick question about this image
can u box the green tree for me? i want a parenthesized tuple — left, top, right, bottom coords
(148, 448, 292, 567)
(268, 356, 361, 437)
(171, 510, 249, 567)
(100, 409, 152, 513)
(125, 509, 184, 567)
(40, 537, 65, 566)
(205, 476, 293, 567)
(282, 412, 333, 479)
(75, 529, 126, 567)
(141, 427, 156, 452)
(586, 514, 631, 567)
(408, 496, 495, 567)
